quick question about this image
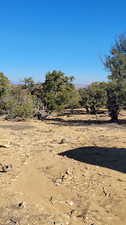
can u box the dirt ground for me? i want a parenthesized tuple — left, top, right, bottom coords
(0, 111, 126, 225)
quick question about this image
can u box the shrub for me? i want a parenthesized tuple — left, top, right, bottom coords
(5, 86, 35, 119)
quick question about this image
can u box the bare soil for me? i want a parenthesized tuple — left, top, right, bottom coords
(0, 111, 126, 225)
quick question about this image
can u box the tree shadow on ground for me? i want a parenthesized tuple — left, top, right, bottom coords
(58, 146, 126, 173)
(46, 117, 126, 127)
(58, 109, 107, 116)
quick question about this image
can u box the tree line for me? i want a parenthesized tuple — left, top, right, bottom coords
(0, 34, 126, 122)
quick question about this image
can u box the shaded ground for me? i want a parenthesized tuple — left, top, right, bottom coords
(0, 111, 126, 225)
(59, 146, 126, 173)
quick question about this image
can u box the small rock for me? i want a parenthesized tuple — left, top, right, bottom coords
(59, 138, 71, 144)
(17, 202, 24, 208)
(0, 144, 10, 148)
(62, 174, 68, 180)
(0, 163, 13, 172)
(14, 117, 25, 122)
(66, 168, 73, 175)
(66, 200, 74, 206)
(9, 217, 19, 224)
(55, 178, 63, 185)
(34, 110, 48, 120)
(53, 220, 67, 225)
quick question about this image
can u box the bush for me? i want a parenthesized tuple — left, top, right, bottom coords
(7, 102, 34, 119)
(5, 86, 35, 119)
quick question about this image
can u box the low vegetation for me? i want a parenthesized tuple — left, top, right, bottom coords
(1, 34, 126, 122)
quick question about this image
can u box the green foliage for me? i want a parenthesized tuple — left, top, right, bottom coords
(66, 88, 80, 109)
(21, 77, 35, 89)
(6, 86, 35, 119)
(104, 34, 126, 121)
(7, 102, 34, 119)
(0, 73, 10, 113)
(29, 83, 44, 110)
(0, 71, 80, 117)
(105, 35, 126, 81)
(79, 82, 107, 114)
(0, 72, 10, 97)
(106, 82, 120, 121)
(79, 88, 90, 113)
(43, 70, 78, 112)
(106, 80, 126, 121)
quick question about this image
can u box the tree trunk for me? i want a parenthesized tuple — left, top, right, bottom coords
(109, 109, 119, 122)
(90, 105, 97, 114)
(107, 86, 119, 122)
(85, 106, 89, 114)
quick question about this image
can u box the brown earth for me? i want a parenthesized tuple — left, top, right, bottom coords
(0, 111, 126, 225)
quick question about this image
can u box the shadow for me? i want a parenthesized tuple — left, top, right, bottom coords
(0, 145, 8, 148)
(58, 109, 88, 116)
(58, 109, 107, 116)
(0, 170, 7, 173)
(59, 146, 126, 173)
(45, 117, 126, 128)
(46, 117, 109, 124)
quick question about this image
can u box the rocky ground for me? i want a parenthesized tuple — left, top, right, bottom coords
(0, 111, 126, 225)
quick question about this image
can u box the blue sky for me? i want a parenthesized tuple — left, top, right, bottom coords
(0, 0, 126, 84)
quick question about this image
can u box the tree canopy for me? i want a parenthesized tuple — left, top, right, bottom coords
(105, 35, 126, 81)
(0, 72, 10, 97)
(104, 35, 126, 121)
(43, 70, 79, 112)
(79, 82, 107, 114)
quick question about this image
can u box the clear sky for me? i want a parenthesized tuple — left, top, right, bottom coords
(0, 0, 126, 84)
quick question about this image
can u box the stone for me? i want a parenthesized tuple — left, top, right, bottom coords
(66, 168, 73, 175)
(17, 202, 25, 208)
(0, 144, 10, 148)
(0, 163, 13, 172)
(55, 178, 63, 185)
(59, 138, 71, 144)
(66, 200, 74, 206)
(34, 110, 48, 120)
